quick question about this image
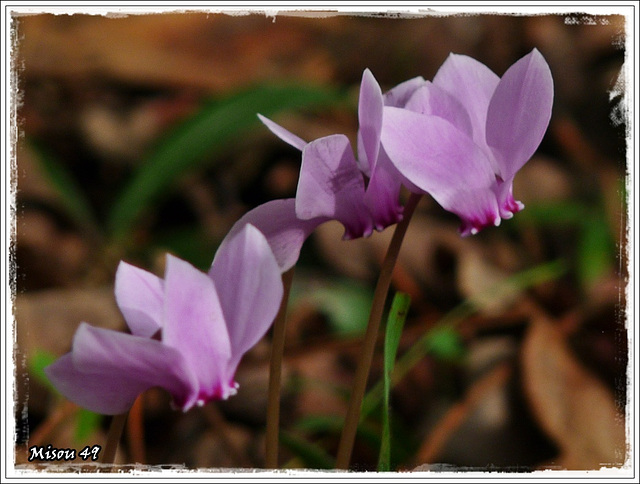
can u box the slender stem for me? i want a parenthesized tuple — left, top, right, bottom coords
(335, 192, 422, 470)
(102, 412, 127, 468)
(126, 395, 146, 464)
(265, 268, 296, 469)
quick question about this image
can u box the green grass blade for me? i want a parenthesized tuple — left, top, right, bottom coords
(29, 350, 57, 392)
(577, 213, 615, 288)
(107, 83, 341, 241)
(279, 431, 335, 469)
(378, 292, 411, 472)
(515, 201, 587, 226)
(294, 414, 382, 452)
(361, 259, 567, 420)
(27, 140, 101, 236)
(74, 410, 102, 444)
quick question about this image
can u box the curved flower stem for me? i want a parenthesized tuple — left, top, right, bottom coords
(265, 268, 295, 469)
(335, 192, 422, 470)
(126, 395, 146, 464)
(102, 412, 128, 468)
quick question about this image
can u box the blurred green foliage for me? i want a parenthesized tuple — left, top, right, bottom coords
(378, 292, 410, 471)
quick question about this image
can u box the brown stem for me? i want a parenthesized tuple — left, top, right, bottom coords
(126, 395, 146, 464)
(102, 412, 127, 468)
(265, 268, 296, 469)
(335, 193, 422, 469)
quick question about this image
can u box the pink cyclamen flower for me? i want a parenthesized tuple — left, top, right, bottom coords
(237, 70, 425, 272)
(257, 69, 425, 241)
(45, 224, 283, 415)
(381, 48, 554, 236)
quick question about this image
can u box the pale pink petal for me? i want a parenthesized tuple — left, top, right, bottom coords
(357, 69, 383, 173)
(433, 53, 500, 147)
(298, 134, 373, 239)
(486, 49, 554, 180)
(45, 324, 198, 414)
(405, 82, 474, 138)
(162, 254, 235, 401)
(223, 199, 327, 272)
(257, 114, 307, 151)
(383, 76, 426, 107)
(382, 107, 500, 234)
(364, 149, 404, 231)
(114, 261, 163, 338)
(210, 224, 283, 374)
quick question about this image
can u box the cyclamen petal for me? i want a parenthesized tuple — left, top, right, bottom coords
(210, 224, 284, 375)
(432, 53, 500, 147)
(383, 76, 426, 108)
(486, 48, 554, 180)
(114, 261, 164, 338)
(45, 224, 284, 414)
(222, 199, 327, 273)
(381, 106, 497, 222)
(363, 148, 405, 230)
(298, 134, 373, 239)
(46, 324, 198, 414)
(405, 82, 474, 138)
(162, 254, 234, 402)
(257, 68, 413, 245)
(358, 68, 384, 174)
(384, 49, 553, 235)
(257, 113, 307, 151)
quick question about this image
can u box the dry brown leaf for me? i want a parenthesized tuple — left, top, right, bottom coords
(456, 248, 522, 316)
(14, 13, 337, 92)
(521, 315, 627, 469)
(413, 361, 513, 467)
(14, 287, 125, 359)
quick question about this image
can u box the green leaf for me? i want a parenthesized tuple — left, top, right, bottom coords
(378, 292, 410, 472)
(577, 213, 615, 288)
(74, 410, 102, 444)
(279, 431, 335, 469)
(515, 201, 587, 226)
(29, 350, 57, 392)
(27, 140, 101, 235)
(423, 326, 466, 362)
(107, 84, 341, 241)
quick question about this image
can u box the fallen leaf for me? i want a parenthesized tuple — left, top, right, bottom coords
(521, 314, 627, 469)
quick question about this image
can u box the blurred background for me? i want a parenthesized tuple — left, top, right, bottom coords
(11, 8, 629, 472)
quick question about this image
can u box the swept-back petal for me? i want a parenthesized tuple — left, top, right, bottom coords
(358, 69, 384, 173)
(486, 49, 554, 180)
(298, 134, 373, 239)
(383, 76, 426, 107)
(257, 114, 307, 151)
(162, 254, 233, 401)
(45, 324, 198, 414)
(381, 107, 500, 233)
(210, 224, 283, 374)
(405, 82, 474, 137)
(223, 199, 327, 273)
(433, 53, 500, 147)
(114, 261, 163, 338)
(364, 148, 404, 231)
